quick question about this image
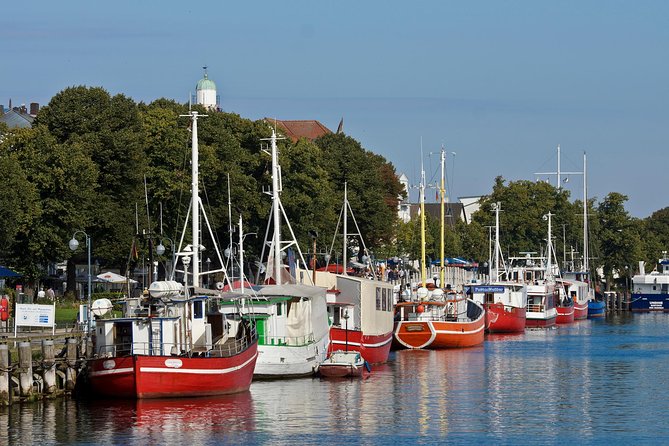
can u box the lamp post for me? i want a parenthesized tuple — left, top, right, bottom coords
(69, 231, 91, 353)
(156, 237, 175, 280)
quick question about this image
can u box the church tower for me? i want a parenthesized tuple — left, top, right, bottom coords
(195, 67, 219, 111)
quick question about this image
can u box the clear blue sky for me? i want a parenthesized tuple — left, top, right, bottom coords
(3, 1, 668, 218)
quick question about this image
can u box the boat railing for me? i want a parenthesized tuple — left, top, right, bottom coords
(527, 303, 545, 313)
(260, 333, 316, 347)
(95, 331, 258, 359)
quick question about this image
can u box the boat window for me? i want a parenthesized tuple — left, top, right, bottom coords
(485, 293, 494, 304)
(333, 308, 341, 326)
(382, 289, 387, 311)
(193, 300, 204, 319)
(276, 302, 282, 316)
(376, 288, 381, 310)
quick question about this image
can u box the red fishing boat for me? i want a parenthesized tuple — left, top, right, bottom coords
(470, 202, 527, 333)
(88, 111, 257, 398)
(556, 282, 575, 324)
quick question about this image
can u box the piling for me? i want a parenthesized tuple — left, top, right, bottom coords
(0, 344, 9, 405)
(18, 342, 33, 399)
(65, 338, 78, 391)
(41, 340, 57, 395)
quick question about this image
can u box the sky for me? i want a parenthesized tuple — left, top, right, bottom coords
(3, 1, 668, 218)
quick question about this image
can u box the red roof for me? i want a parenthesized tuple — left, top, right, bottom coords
(265, 118, 332, 142)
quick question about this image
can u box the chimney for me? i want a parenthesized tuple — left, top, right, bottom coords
(639, 261, 645, 276)
(30, 102, 39, 116)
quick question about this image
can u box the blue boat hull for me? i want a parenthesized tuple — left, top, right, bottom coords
(630, 293, 669, 311)
(587, 300, 606, 318)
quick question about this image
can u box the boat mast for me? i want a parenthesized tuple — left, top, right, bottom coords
(491, 202, 501, 281)
(545, 211, 553, 280)
(271, 130, 283, 285)
(258, 129, 313, 285)
(583, 152, 589, 275)
(239, 214, 245, 293)
(440, 146, 445, 289)
(190, 111, 204, 287)
(343, 183, 348, 276)
(420, 149, 427, 288)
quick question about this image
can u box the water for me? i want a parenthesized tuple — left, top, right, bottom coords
(3, 313, 669, 445)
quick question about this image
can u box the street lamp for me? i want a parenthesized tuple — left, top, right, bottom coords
(156, 237, 175, 280)
(69, 230, 91, 352)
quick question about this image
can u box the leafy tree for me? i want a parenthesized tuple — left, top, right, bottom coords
(596, 192, 641, 290)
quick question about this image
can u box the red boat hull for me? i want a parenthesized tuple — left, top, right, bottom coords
(392, 318, 485, 349)
(556, 305, 575, 324)
(328, 327, 392, 364)
(88, 343, 258, 399)
(525, 315, 557, 328)
(319, 363, 365, 378)
(485, 302, 526, 333)
(573, 301, 588, 320)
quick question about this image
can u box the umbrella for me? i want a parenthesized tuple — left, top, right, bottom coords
(0, 266, 21, 278)
(97, 271, 138, 284)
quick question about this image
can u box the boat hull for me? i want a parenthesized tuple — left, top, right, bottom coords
(253, 333, 329, 378)
(484, 302, 525, 333)
(328, 327, 392, 364)
(588, 300, 606, 318)
(318, 363, 364, 378)
(525, 313, 557, 328)
(574, 300, 588, 320)
(392, 316, 485, 349)
(630, 293, 669, 311)
(88, 343, 258, 399)
(556, 305, 575, 324)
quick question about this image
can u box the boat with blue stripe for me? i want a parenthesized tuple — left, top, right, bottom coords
(630, 254, 669, 312)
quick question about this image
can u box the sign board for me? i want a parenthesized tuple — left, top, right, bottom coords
(14, 303, 56, 336)
(471, 285, 505, 294)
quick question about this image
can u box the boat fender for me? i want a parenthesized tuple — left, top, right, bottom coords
(416, 305, 425, 313)
(364, 361, 372, 373)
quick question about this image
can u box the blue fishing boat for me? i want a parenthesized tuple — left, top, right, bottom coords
(587, 296, 606, 318)
(630, 254, 669, 311)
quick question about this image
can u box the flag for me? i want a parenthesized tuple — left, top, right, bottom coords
(131, 240, 139, 260)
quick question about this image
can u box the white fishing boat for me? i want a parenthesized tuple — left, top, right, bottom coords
(221, 129, 330, 378)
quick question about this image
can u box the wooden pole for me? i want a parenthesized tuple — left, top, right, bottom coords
(18, 341, 33, 398)
(65, 338, 78, 391)
(41, 339, 57, 395)
(0, 344, 9, 405)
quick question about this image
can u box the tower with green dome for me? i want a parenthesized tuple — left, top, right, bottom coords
(196, 66, 219, 110)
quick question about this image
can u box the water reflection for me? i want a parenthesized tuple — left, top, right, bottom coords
(6, 314, 669, 444)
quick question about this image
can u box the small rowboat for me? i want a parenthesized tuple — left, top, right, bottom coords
(318, 351, 371, 378)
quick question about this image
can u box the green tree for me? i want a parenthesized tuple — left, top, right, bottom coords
(596, 192, 641, 290)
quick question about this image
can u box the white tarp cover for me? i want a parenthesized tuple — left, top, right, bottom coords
(260, 284, 329, 345)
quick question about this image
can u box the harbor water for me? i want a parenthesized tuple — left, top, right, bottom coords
(3, 313, 668, 445)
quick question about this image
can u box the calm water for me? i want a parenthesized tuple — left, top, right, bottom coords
(4, 313, 669, 445)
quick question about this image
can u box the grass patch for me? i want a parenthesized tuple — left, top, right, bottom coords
(56, 307, 79, 324)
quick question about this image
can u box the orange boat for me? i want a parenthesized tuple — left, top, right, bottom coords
(393, 292, 485, 349)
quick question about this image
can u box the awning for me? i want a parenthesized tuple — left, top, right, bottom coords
(0, 266, 21, 278)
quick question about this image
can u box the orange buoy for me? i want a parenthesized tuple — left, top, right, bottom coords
(416, 305, 425, 313)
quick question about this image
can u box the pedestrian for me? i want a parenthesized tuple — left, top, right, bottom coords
(46, 287, 55, 301)
(37, 287, 46, 300)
